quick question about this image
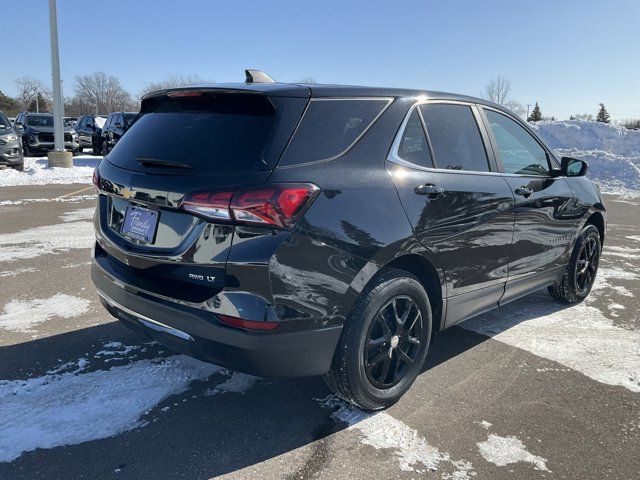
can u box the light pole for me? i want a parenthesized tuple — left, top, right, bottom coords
(47, 0, 72, 167)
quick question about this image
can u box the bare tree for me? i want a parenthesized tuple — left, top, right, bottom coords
(294, 76, 317, 84)
(482, 76, 512, 105)
(139, 74, 213, 97)
(74, 72, 136, 115)
(481, 76, 526, 118)
(15, 77, 51, 112)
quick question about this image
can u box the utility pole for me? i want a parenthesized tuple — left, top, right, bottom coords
(47, 0, 72, 167)
(526, 104, 531, 119)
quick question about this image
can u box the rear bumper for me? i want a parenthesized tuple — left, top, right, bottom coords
(91, 261, 342, 378)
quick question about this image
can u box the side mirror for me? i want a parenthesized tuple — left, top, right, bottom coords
(15, 123, 23, 130)
(114, 122, 123, 129)
(561, 157, 588, 177)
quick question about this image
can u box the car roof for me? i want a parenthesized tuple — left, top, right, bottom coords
(144, 82, 507, 111)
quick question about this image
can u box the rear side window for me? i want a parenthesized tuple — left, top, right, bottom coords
(279, 99, 389, 166)
(107, 94, 305, 173)
(397, 109, 433, 168)
(419, 104, 489, 172)
(484, 109, 550, 176)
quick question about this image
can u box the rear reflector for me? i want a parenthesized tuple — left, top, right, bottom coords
(181, 183, 320, 229)
(216, 313, 280, 331)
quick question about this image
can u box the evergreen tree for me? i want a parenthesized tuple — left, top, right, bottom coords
(0, 90, 18, 113)
(596, 103, 611, 123)
(27, 92, 49, 113)
(527, 102, 543, 122)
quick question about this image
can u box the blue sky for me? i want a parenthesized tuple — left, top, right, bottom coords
(2, 0, 638, 119)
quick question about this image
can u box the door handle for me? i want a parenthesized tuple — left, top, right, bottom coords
(414, 184, 444, 198)
(515, 186, 533, 198)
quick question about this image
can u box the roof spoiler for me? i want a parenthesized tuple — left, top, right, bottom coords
(245, 69, 276, 84)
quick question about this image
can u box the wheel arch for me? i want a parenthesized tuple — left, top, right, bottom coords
(585, 211, 605, 245)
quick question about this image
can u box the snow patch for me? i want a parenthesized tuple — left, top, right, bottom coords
(477, 434, 548, 471)
(60, 207, 95, 222)
(0, 293, 91, 333)
(479, 421, 492, 429)
(318, 396, 475, 478)
(0, 220, 94, 263)
(205, 372, 260, 395)
(0, 267, 36, 278)
(0, 355, 219, 463)
(0, 156, 100, 187)
(0, 194, 96, 207)
(462, 293, 640, 392)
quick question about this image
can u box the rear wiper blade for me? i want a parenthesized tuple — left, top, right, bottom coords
(136, 157, 193, 169)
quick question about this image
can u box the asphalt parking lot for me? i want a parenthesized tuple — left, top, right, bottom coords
(0, 183, 638, 479)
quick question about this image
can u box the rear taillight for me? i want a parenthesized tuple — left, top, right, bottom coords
(92, 168, 100, 189)
(181, 183, 320, 229)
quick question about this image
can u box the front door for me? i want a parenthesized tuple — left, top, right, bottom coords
(387, 102, 515, 326)
(481, 108, 577, 302)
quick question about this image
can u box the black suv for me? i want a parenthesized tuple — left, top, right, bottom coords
(76, 114, 107, 154)
(92, 74, 605, 410)
(100, 112, 137, 155)
(14, 112, 80, 156)
(0, 111, 23, 170)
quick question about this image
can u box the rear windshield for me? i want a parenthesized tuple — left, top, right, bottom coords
(107, 94, 304, 173)
(27, 115, 54, 127)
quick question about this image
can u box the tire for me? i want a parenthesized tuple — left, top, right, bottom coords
(92, 139, 101, 155)
(548, 224, 601, 304)
(77, 146, 83, 153)
(101, 141, 109, 156)
(12, 161, 24, 172)
(324, 268, 432, 410)
(22, 141, 31, 157)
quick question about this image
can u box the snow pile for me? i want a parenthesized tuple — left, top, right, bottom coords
(0, 355, 219, 463)
(530, 120, 640, 195)
(532, 120, 640, 156)
(0, 156, 100, 187)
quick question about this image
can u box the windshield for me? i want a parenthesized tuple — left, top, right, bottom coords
(26, 115, 54, 127)
(0, 114, 10, 129)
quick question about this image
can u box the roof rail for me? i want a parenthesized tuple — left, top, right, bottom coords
(245, 69, 276, 84)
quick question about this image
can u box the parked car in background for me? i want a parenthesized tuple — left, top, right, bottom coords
(76, 114, 107, 154)
(63, 117, 78, 128)
(100, 112, 137, 154)
(92, 74, 605, 410)
(0, 111, 23, 170)
(14, 112, 80, 156)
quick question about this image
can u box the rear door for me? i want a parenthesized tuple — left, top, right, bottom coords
(387, 101, 515, 326)
(480, 107, 576, 302)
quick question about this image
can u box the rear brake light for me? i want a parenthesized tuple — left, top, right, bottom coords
(92, 168, 100, 189)
(167, 90, 202, 98)
(181, 183, 319, 229)
(216, 313, 279, 331)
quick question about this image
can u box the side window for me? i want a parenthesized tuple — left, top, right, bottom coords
(397, 109, 433, 168)
(280, 99, 389, 166)
(484, 109, 549, 176)
(419, 104, 490, 172)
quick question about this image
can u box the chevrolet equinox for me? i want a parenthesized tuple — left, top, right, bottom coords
(92, 70, 606, 410)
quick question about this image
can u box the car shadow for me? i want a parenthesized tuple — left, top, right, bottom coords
(0, 291, 572, 479)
